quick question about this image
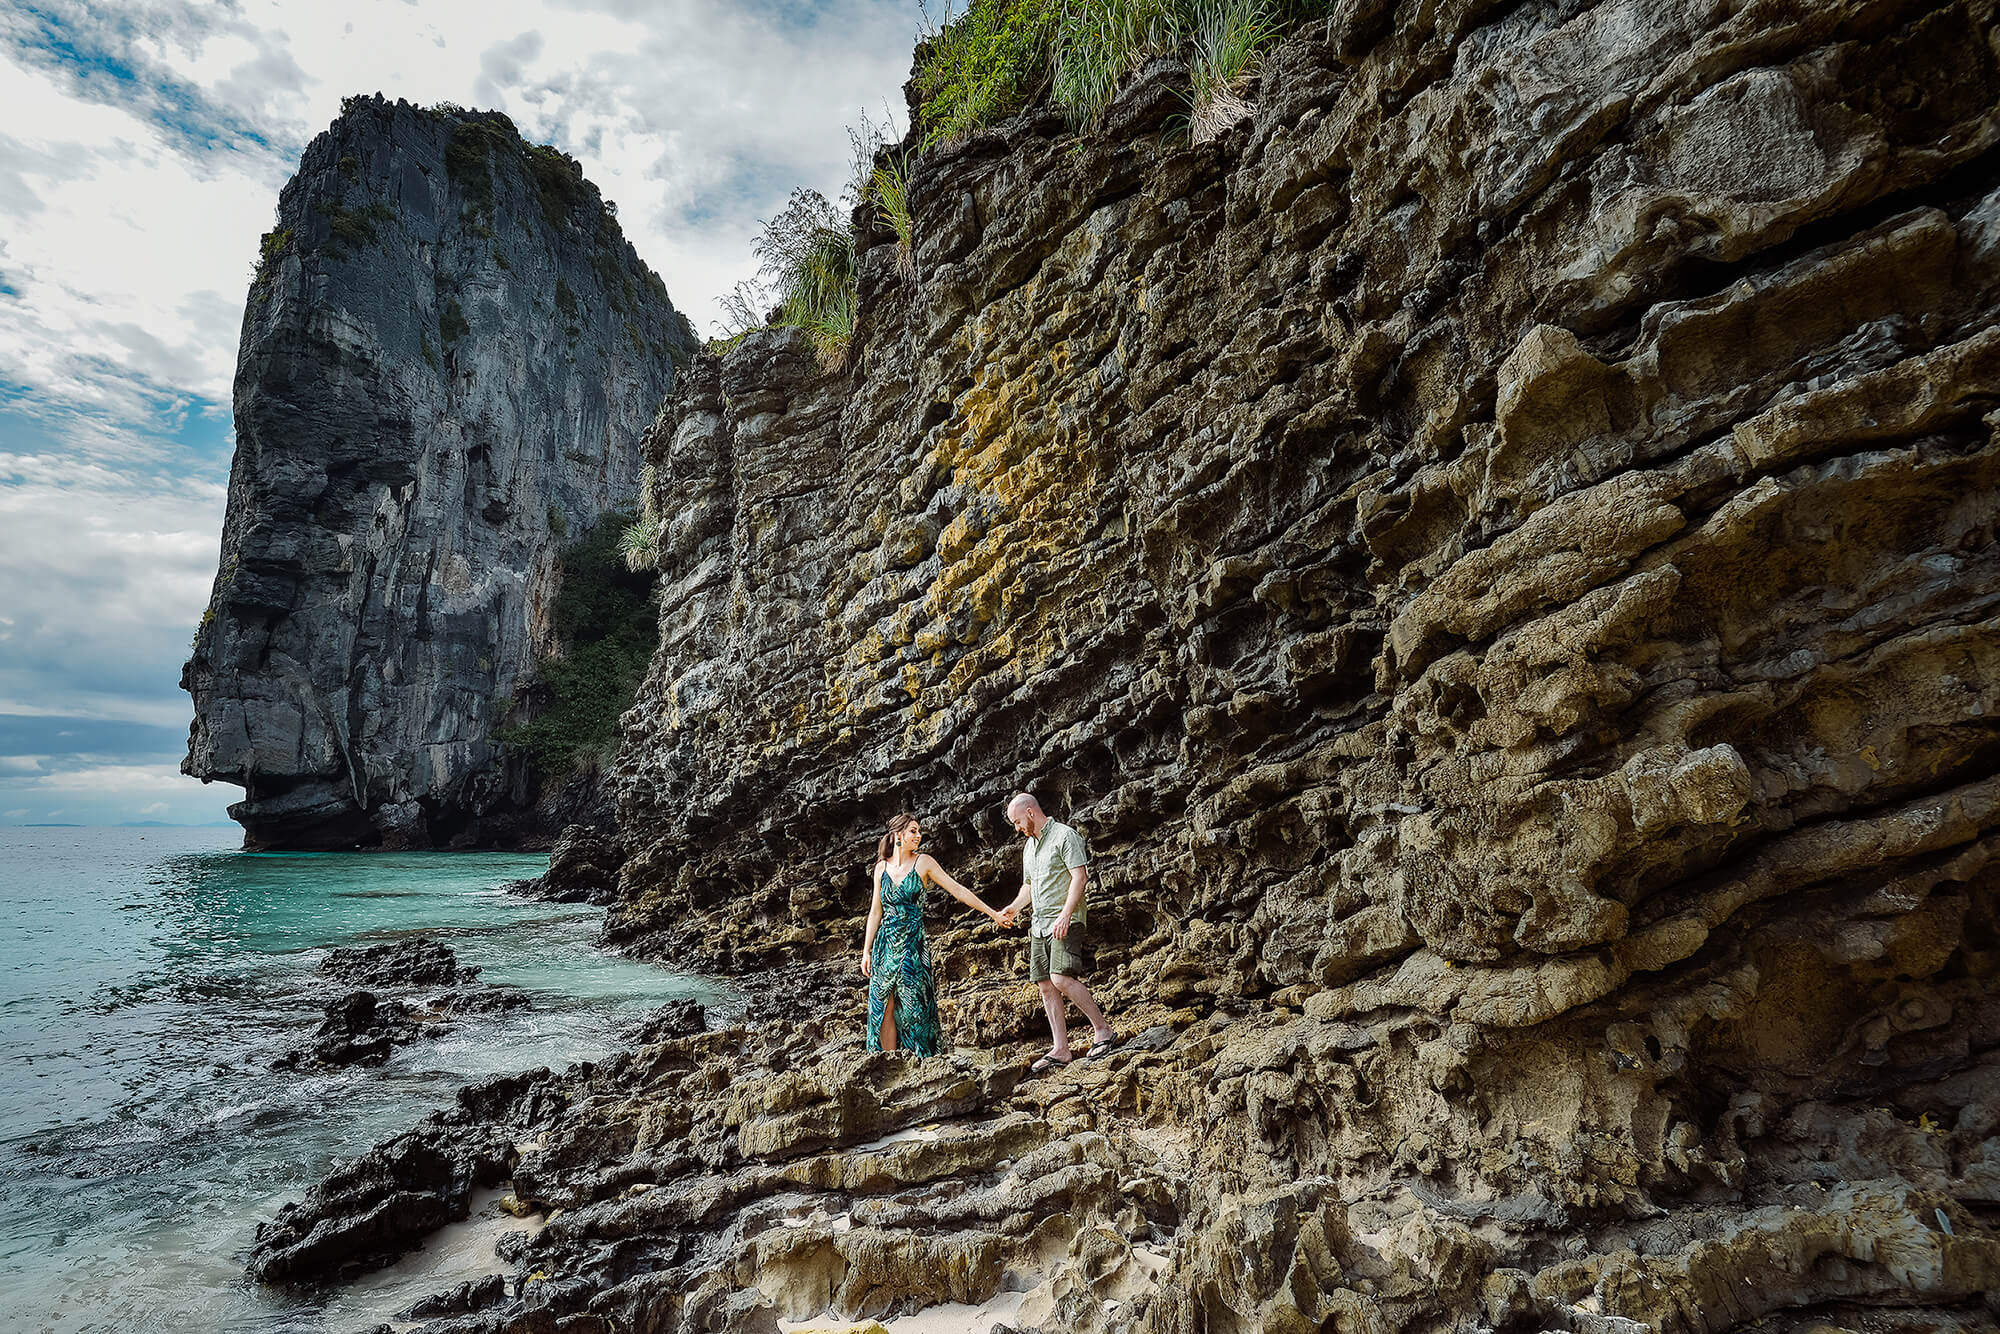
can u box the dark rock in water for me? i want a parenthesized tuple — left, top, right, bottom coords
(517, 820, 625, 905)
(248, 1070, 561, 1283)
(619, 998, 706, 1045)
(180, 95, 697, 851)
(250, 1134, 494, 1282)
(400, 1272, 507, 1320)
(273, 938, 528, 1069)
(457, 1069, 560, 1125)
(435, 986, 531, 1016)
(271, 989, 419, 1070)
(324, 936, 478, 988)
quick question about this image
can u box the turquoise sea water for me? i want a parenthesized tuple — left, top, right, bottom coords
(0, 826, 729, 1333)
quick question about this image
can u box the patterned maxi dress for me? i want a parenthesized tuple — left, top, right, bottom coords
(868, 866, 941, 1056)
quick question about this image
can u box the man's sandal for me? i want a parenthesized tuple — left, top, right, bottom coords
(1084, 1035, 1118, 1059)
(1029, 1052, 1072, 1073)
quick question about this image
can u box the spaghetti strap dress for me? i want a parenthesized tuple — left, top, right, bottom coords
(868, 866, 941, 1056)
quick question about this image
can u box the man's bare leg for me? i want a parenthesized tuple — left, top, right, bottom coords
(1051, 973, 1113, 1044)
(1036, 978, 1071, 1059)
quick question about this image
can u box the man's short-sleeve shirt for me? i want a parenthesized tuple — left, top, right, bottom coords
(1024, 819, 1088, 936)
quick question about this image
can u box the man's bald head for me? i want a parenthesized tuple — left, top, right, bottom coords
(1006, 793, 1046, 836)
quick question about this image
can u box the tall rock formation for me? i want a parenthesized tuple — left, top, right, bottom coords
(183, 97, 696, 850)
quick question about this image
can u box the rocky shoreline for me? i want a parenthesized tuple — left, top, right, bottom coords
(255, 941, 1213, 1333)
(258, 906, 2000, 1333)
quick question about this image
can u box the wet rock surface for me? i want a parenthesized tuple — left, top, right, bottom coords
(619, 998, 709, 1046)
(400, 1273, 509, 1321)
(181, 96, 697, 851)
(324, 937, 482, 989)
(250, 1072, 564, 1283)
(260, 3, 2000, 1331)
(273, 937, 529, 1071)
(517, 819, 627, 905)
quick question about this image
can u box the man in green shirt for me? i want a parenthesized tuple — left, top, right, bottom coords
(999, 792, 1116, 1071)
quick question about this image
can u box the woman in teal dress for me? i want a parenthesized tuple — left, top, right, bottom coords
(861, 812, 1005, 1055)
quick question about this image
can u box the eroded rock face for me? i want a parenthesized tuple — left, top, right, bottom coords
(585, 2, 2000, 1328)
(260, 4, 2000, 1331)
(182, 96, 695, 850)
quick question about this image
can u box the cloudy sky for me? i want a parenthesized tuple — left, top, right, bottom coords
(0, 0, 923, 826)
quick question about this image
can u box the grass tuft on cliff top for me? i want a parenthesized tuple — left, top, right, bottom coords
(917, 0, 1062, 147)
(1185, 0, 1279, 141)
(916, 0, 1335, 142)
(717, 187, 859, 369)
(713, 115, 903, 365)
(1050, 0, 1179, 126)
(702, 1, 1338, 354)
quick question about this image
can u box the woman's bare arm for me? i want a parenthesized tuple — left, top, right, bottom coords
(919, 853, 1003, 922)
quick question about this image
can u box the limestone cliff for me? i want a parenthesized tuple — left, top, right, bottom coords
(253, 3, 2000, 1330)
(586, 0, 2000, 1327)
(182, 96, 695, 850)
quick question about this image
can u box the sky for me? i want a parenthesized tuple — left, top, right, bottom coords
(0, 0, 925, 827)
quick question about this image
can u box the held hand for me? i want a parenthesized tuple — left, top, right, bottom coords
(1053, 911, 1072, 940)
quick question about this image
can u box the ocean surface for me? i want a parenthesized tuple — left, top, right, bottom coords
(0, 825, 732, 1334)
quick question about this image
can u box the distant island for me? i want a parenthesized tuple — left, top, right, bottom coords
(12, 822, 236, 828)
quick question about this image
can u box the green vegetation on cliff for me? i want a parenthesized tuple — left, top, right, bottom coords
(715, 187, 860, 366)
(618, 466, 661, 572)
(499, 513, 659, 777)
(249, 226, 293, 301)
(917, 0, 1333, 142)
(917, 0, 1062, 145)
(439, 107, 609, 238)
(713, 2, 1332, 356)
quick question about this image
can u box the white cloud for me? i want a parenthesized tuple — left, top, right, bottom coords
(2, 2, 920, 385)
(0, 448, 226, 725)
(0, 759, 234, 824)
(0, 50, 289, 418)
(6, 760, 200, 793)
